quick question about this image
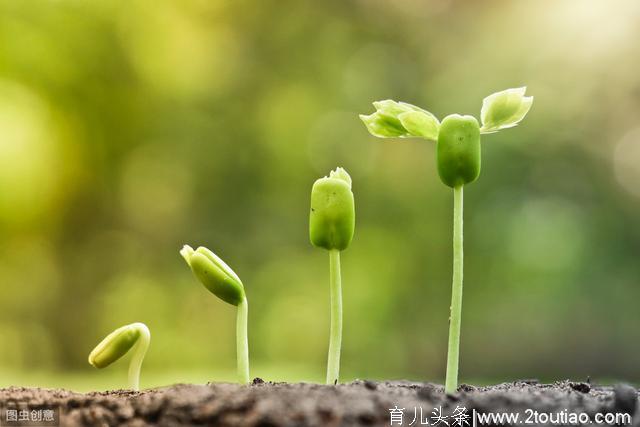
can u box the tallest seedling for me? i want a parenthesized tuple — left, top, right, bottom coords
(360, 88, 533, 393)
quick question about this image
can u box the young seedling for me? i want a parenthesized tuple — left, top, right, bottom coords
(309, 167, 355, 385)
(88, 322, 151, 391)
(360, 88, 533, 393)
(180, 244, 250, 384)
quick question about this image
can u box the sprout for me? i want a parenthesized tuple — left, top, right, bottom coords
(360, 88, 533, 393)
(88, 322, 150, 391)
(310, 167, 355, 384)
(180, 244, 250, 384)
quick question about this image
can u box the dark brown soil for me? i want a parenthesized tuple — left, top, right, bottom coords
(0, 379, 638, 426)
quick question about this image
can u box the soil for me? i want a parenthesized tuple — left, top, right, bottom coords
(0, 379, 638, 426)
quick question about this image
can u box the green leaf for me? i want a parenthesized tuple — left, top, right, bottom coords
(359, 112, 407, 138)
(360, 100, 439, 140)
(480, 87, 533, 134)
(399, 111, 439, 141)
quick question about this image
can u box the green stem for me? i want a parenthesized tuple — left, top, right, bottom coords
(445, 185, 464, 394)
(326, 249, 342, 385)
(236, 297, 250, 384)
(127, 323, 150, 391)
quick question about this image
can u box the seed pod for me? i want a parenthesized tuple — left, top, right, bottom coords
(436, 114, 481, 188)
(180, 245, 245, 306)
(309, 167, 355, 251)
(88, 323, 142, 369)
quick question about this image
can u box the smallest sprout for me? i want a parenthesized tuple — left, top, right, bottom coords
(88, 322, 150, 391)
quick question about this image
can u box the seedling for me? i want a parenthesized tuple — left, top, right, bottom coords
(360, 88, 533, 393)
(88, 322, 151, 391)
(180, 244, 250, 384)
(309, 167, 355, 385)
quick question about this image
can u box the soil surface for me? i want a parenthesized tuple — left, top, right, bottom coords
(0, 379, 638, 426)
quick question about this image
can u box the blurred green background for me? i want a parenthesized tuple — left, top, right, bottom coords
(1, 0, 639, 391)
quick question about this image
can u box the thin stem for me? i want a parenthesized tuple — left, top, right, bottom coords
(326, 249, 343, 385)
(127, 323, 150, 391)
(445, 185, 464, 394)
(236, 297, 250, 384)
